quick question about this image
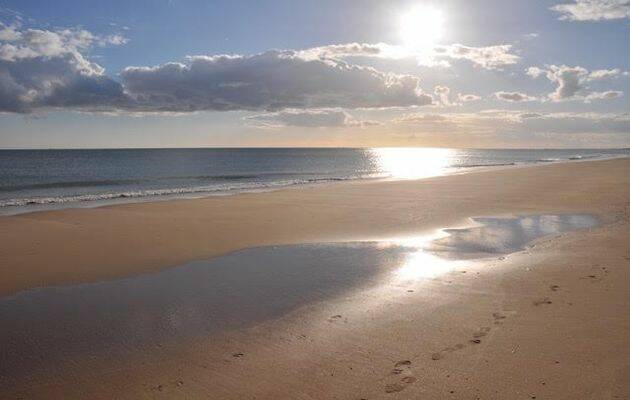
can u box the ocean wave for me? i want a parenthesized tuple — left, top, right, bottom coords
(456, 162, 516, 168)
(568, 154, 601, 160)
(0, 175, 371, 208)
(0, 174, 263, 192)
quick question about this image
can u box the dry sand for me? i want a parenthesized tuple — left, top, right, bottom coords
(1, 158, 629, 399)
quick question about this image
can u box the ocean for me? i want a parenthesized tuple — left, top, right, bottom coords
(1, 148, 628, 215)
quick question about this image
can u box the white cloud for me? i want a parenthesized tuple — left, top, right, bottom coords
(0, 27, 127, 62)
(547, 65, 589, 100)
(584, 90, 623, 101)
(432, 44, 520, 70)
(100, 34, 128, 46)
(0, 22, 21, 41)
(494, 91, 537, 102)
(295, 42, 520, 70)
(527, 64, 625, 101)
(433, 85, 452, 106)
(526, 66, 546, 78)
(432, 87, 482, 106)
(588, 68, 621, 79)
(551, 0, 630, 21)
(244, 108, 380, 128)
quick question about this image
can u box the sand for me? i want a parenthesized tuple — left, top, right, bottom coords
(1, 158, 629, 399)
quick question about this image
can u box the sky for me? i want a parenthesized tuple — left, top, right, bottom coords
(0, 0, 629, 148)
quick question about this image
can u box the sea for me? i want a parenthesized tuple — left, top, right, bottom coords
(1, 148, 628, 215)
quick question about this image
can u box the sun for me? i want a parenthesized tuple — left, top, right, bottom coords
(399, 5, 445, 52)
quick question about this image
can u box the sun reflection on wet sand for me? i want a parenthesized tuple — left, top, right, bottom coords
(380, 213, 599, 282)
(375, 231, 466, 281)
(394, 249, 465, 280)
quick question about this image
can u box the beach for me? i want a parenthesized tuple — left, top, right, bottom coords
(1, 157, 630, 399)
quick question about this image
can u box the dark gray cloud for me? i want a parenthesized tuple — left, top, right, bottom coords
(457, 93, 481, 102)
(494, 91, 536, 102)
(0, 23, 128, 113)
(0, 53, 126, 113)
(120, 52, 432, 112)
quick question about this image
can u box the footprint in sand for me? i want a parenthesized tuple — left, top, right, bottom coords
(385, 361, 417, 393)
(385, 376, 417, 393)
(493, 312, 507, 325)
(391, 360, 412, 375)
(472, 326, 491, 339)
(470, 327, 491, 344)
(327, 314, 346, 323)
(431, 316, 507, 360)
(550, 284, 560, 291)
(431, 343, 466, 360)
(533, 298, 553, 306)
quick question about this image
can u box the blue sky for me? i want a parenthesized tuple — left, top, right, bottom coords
(0, 0, 629, 148)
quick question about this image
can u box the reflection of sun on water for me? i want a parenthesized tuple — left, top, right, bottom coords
(396, 249, 459, 280)
(382, 232, 464, 281)
(371, 147, 453, 179)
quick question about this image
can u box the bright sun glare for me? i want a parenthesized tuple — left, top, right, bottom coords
(399, 5, 445, 51)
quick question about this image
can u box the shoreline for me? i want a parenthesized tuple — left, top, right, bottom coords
(1, 157, 629, 297)
(1, 154, 628, 218)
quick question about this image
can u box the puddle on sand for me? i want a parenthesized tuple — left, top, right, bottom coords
(0, 243, 413, 382)
(426, 214, 599, 259)
(0, 213, 598, 385)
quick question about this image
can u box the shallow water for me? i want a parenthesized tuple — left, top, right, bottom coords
(0, 244, 412, 381)
(428, 214, 599, 259)
(0, 213, 599, 383)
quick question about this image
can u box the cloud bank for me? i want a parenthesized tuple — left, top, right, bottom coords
(393, 110, 630, 136)
(120, 52, 432, 113)
(0, 24, 436, 114)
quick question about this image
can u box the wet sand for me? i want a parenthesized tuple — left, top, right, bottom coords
(1, 158, 630, 399)
(0, 214, 599, 388)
